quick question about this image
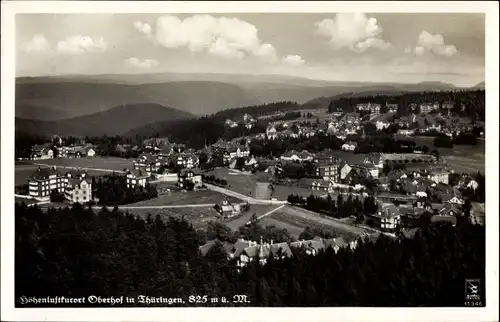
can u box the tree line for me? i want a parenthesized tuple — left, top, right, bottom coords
(92, 175, 158, 206)
(15, 203, 485, 307)
(287, 194, 378, 221)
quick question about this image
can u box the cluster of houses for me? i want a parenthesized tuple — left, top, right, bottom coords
(29, 143, 96, 160)
(265, 122, 318, 140)
(199, 234, 364, 269)
(225, 113, 257, 130)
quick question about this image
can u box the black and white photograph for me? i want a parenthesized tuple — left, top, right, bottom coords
(1, 1, 498, 322)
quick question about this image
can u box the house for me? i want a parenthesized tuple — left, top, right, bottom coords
(86, 148, 96, 157)
(430, 215, 457, 226)
(176, 153, 199, 169)
(446, 195, 464, 205)
(316, 161, 340, 182)
(178, 169, 203, 190)
(311, 179, 333, 192)
(437, 203, 461, 217)
(386, 103, 398, 113)
(231, 239, 293, 268)
(225, 119, 239, 128)
(372, 203, 401, 232)
(126, 169, 149, 189)
(224, 145, 250, 163)
(339, 163, 352, 181)
(266, 125, 278, 140)
(214, 199, 243, 219)
(397, 129, 416, 136)
(65, 176, 92, 204)
(341, 141, 358, 152)
(470, 202, 485, 226)
(133, 153, 162, 175)
(290, 239, 325, 256)
(376, 192, 418, 204)
(343, 112, 361, 124)
(30, 144, 54, 160)
(280, 150, 315, 163)
(428, 169, 450, 185)
(357, 103, 381, 115)
(27, 166, 66, 200)
(419, 103, 439, 114)
(322, 236, 358, 253)
(375, 120, 391, 130)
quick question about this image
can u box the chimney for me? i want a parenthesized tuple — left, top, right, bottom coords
(271, 240, 273, 245)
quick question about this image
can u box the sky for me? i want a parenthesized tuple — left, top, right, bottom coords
(16, 13, 485, 86)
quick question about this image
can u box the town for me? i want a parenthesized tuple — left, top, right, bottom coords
(15, 93, 486, 270)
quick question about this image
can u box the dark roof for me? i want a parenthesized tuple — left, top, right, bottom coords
(431, 215, 457, 226)
(28, 167, 62, 181)
(128, 169, 149, 178)
(179, 168, 201, 176)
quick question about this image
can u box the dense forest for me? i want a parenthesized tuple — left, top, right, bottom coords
(16, 203, 485, 307)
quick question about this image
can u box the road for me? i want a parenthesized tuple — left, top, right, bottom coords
(225, 204, 285, 231)
(204, 183, 287, 205)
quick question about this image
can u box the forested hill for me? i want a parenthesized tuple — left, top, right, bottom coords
(16, 203, 485, 307)
(124, 101, 303, 147)
(124, 90, 485, 148)
(16, 80, 262, 118)
(15, 103, 194, 137)
(324, 90, 485, 121)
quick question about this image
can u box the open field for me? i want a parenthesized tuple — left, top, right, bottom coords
(125, 189, 241, 207)
(264, 206, 371, 239)
(204, 168, 258, 197)
(15, 164, 108, 186)
(259, 217, 305, 239)
(225, 204, 280, 231)
(29, 156, 133, 171)
(124, 207, 221, 230)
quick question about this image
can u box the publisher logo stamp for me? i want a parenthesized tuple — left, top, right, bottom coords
(465, 278, 481, 302)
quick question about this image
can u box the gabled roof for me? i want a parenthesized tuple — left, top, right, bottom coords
(67, 177, 90, 188)
(438, 203, 461, 216)
(28, 167, 62, 180)
(269, 243, 293, 258)
(127, 169, 149, 178)
(179, 168, 201, 176)
(137, 152, 158, 163)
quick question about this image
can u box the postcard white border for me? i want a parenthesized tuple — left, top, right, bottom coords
(2, 1, 499, 322)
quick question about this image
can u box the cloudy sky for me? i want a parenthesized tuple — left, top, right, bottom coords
(16, 13, 485, 86)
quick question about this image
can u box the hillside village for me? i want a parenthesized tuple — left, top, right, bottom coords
(17, 93, 486, 268)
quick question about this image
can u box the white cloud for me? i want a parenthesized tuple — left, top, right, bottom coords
(125, 57, 159, 69)
(315, 13, 391, 51)
(22, 34, 51, 53)
(134, 21, 152, 36)
(282, 54, 305, 67)
(151, 14, 278, 62)
(414, 31, 458, 57)
(56, 36, 108, 55)
(354, 37, 392, 52)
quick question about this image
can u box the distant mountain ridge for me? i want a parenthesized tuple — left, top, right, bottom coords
(15, 103, 194, 137)
(16, 73, 474, 123)
(15, 79, 261, 119)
